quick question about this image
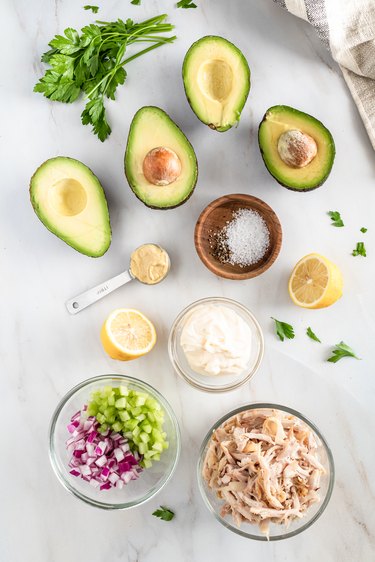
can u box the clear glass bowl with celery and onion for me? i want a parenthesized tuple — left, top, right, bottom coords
(49, 375, 180, 509)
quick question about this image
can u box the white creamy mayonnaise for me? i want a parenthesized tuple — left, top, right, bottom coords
(180, 304, 252, 376)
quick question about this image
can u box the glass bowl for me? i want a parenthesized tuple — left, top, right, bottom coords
(49, 375, 180, 509)
(197, 403, 335, 540)
(168, 297, 264, 392)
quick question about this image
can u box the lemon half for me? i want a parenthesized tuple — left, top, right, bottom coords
(101, 308, 156, 360)
(288, 253, 343, 309)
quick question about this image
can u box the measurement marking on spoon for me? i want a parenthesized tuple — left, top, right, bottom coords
(97, 285, 109, 295)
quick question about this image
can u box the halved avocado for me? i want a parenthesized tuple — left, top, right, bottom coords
(30, 157, 111, 257)
(182, 35, 250, 132)
(258, 105, 335, 191)
(125, 106, 198, 209)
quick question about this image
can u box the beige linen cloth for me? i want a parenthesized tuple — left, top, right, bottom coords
(275, 0, 375, 150)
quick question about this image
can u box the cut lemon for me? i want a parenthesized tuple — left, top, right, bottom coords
(288, 253, 343, 309)
(101, 308, 156, 361)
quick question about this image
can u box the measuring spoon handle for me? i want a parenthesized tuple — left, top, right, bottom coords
(66, 269, 134, 315)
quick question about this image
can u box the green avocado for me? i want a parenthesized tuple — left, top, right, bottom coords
(258, 105, 335, 191)
(182, 35, 250, 132)
(125, 106, 198, 209)
(30, 157, 111, 257)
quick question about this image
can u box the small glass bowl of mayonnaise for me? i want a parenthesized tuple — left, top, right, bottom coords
(168, 297, 264, 392)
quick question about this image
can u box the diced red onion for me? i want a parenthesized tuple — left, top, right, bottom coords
(66, 409, 142, 491)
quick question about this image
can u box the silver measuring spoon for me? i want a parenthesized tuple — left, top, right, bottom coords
(66, 244, 170, 315)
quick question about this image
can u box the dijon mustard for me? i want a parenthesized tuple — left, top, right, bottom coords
(130, 244, 170, 285)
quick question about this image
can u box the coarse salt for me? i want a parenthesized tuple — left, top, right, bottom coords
(216, 208, 270, 267)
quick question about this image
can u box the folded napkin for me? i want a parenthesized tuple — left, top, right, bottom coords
(275, 0, 375, 150)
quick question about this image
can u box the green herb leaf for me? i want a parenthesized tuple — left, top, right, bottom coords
(352, 242, 366, 257)
(360, 227, 368, 233)
(35, 15, 176, 140)
(327, 341, 360, 363)
(177, 0, 197, 7)
(306, 327, 321, 343)
(328, 211, 344, 227)
(81, 97, 111, 142)
(83, 5, 99, 13)
(131, 0, 141, 4)
(152, 506, 174, 521)
(271, 318, 295, 342)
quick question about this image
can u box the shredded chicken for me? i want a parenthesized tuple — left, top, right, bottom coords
(202, 408, 325, 537)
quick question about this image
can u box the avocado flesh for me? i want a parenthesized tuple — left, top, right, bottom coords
(183, 36, 250, 131)
(125, 106, 198, 209)
(258, 105, 335, 191)
(30, 157, 111, 257)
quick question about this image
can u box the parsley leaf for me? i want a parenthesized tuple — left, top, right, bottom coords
(34, 16, 176, 141)
(352, 242, 366, 257)
(271, 318, 295, 342)
(327, 341, 360, 363)
(360, 227, 367, 233)
(177, 0, 197, 7)
(83, 5, 99, 12)
(152, 506, 174, 521)
(131, 0, 141, 4)
(306, 327, 321, 343)
(328, 211, 344, 227)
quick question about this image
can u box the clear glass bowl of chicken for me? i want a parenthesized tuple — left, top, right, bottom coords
(198, 403, 334, 540)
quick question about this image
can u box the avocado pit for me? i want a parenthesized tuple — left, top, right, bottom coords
(277, 129, 317, 168)
(143, 146, 182, 186)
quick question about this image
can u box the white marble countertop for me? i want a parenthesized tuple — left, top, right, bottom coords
(2, 0, 375, 560)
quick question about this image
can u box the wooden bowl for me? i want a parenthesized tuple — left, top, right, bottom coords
(194, 194, 282, 280)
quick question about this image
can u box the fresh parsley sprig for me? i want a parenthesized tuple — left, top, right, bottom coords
(352, 242, 366, 257)
(34, 15, 176, 141)
(271, 318, 295, 342)
(83, 5, 99, 13)
(328, 211, 344, 227)
(306, 327, 321, 343)
(177, 0, 197, 7)
(152, 506, 175, 521)
(327, 341, 360, 363)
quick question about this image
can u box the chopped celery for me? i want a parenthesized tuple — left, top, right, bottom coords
(112, 421, 122, 432)
(119, 410, 130, 422)
(119, 385, 129, 396)
(87, 384, 168, 468)
(115, 397, 126, 409)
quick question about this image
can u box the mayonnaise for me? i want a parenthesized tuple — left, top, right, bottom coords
(180, 304, 252, 376)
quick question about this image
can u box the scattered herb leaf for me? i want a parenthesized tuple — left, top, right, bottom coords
(131, 0, 141, 4)
(306, 327, 321, 343)
(83, 5, 99, 13)
(328, 211, 344, 227)
(360, 227, 367, 233)
(271, 318, 295, 342)
(352, 242, 366, 257)
(327, 341, 360, 363)
(177, 0, 197, 7)
(152, 506, 175, 521)
(34, 15, 176, 141)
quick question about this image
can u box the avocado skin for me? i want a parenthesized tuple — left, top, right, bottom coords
(124, 106, 198, 210)
(30, 156, 111, 257)
(258, 106, 336, 192)
(182, 35, 250, 132)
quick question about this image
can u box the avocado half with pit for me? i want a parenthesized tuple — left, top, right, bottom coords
(30, 157, 111, 257)
(125, 106, 198, 209)
(182, 35, 250, 132)
(258, 105, 335, 191)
